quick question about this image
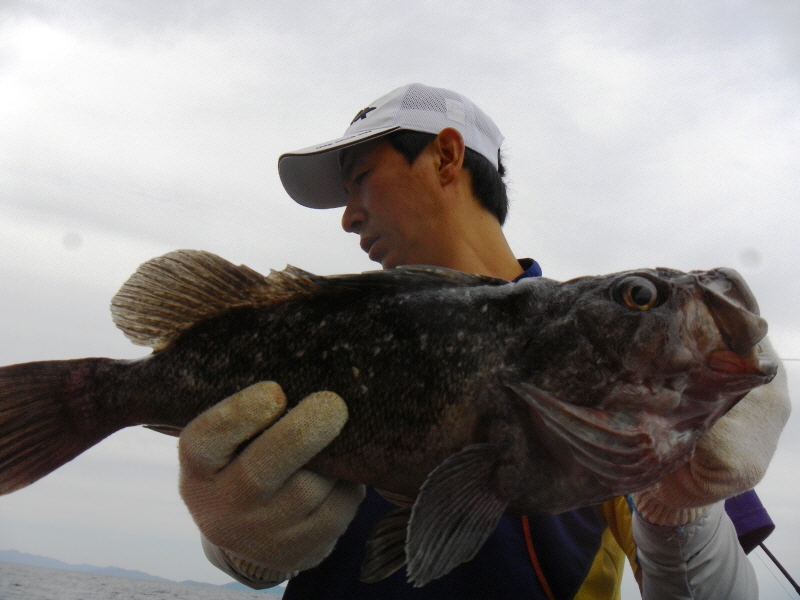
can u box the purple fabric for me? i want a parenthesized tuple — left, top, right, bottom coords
(725, 490, 775, 554)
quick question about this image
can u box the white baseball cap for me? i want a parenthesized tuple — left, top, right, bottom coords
(278, 83, 505, 209)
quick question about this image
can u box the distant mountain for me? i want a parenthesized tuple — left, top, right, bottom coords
(0, 549, 169, 581)
(0, 549, 282, 594)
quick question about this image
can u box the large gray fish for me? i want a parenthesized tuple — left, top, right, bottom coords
(0, 250, 777, 586)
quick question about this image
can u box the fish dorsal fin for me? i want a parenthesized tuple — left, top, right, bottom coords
(333, 265, 508, 289)
(111, 250, 322, 350)
(111, 252, 509, 351)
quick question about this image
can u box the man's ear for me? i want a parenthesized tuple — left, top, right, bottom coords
(432, 128, 466, 186)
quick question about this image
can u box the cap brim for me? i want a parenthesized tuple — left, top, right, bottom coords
(278, 125, 401, 209)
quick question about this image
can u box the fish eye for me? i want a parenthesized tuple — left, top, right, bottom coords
(616, 277, 661, 311)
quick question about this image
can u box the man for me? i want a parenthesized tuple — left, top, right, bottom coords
(178, 84, 790, 598)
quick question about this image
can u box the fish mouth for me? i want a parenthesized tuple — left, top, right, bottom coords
(698, 267, 761, 315)
(692, 268, 769, 358)
(686, 268, 778, 386)
(708, 347, 778, 379)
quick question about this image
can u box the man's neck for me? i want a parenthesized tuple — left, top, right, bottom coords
(434, 208, 523, 281)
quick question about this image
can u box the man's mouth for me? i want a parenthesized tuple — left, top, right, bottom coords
(360, 235, 378, 255)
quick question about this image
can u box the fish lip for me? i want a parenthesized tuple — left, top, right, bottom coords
(697, 267, 760, 316)
(707, 348, 778, 381)
(696, 269, 768, 356)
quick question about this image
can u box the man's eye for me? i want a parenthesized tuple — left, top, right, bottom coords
(354, 170, 369, 185)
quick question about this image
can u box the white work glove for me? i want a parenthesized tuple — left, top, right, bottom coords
(633, 338, 791, 525)
(179, 382, 365, 584)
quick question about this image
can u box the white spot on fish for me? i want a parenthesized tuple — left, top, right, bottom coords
(383, 333, 394, 342)
(295, 350, 305, 358)
(360, 385, 368, 394)
(457, 331, 465, 341)
(319, 320, 327, 328)
(481, 304, 488, 313)
(420, 333, 428, 350)
(352, 366, 360, 378)
(322, 351, 328, 360)
(373, 347, 381, 356)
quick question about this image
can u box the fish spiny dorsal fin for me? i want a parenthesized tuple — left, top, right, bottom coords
(394, 265, 508, 286)
(323, 265, 510, 293)
(111, 250, 323, 350)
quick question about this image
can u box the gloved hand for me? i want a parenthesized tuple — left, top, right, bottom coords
(179, 381, 365, 583)
(633, 338, 791, 525)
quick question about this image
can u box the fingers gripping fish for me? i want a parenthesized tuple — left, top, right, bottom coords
(0, 250, 777, 586)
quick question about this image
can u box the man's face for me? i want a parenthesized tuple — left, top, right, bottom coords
(340, 138, 445, 269)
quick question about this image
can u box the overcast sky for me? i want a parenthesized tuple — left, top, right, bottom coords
(0, 1, 798, 596)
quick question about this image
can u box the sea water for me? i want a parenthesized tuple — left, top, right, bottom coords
(0, 562, 283, 599)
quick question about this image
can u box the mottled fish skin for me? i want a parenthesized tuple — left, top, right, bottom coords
(0, 251, 779, 586)
(95, 277, 547, 496)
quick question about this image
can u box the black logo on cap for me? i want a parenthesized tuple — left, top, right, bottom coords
(350, 106, 377, 125)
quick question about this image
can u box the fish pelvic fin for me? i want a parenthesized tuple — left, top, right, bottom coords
(110, 250, 323, 350)
(360, 507, 411, 583)
(0, 359, 120, 495)
(405, 443, 509, 587)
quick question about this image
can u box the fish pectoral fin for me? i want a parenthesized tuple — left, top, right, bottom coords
(143, 424, 183, 437)
(406, 443, 509, 587)
(360, 508, 411, 583)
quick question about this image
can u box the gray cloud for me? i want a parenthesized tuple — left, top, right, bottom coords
(0, 0, 798, 588)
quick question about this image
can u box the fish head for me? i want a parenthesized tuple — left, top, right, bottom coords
(518, 266, 776, 410)
(507, 267, 777, 508)
(608, 266, 777, 408)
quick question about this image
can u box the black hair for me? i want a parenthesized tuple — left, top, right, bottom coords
(386, 130, 509, 225)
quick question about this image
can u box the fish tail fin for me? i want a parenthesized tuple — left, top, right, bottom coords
(0, 358, 120, 495)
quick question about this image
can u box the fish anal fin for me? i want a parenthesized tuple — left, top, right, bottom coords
(110, 250, 322, 350)
(406, 443, 509, 587)
(360, 508, 411, 583)
(376, 488, 415, 509)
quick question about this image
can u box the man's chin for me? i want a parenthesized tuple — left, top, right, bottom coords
(379, 255, 400, 270)
(369, 246, 392, 269)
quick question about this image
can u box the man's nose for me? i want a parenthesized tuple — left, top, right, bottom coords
(341, 198, 364, 234)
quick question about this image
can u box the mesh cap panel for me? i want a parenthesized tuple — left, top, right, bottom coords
(279, 83, 504, 208)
